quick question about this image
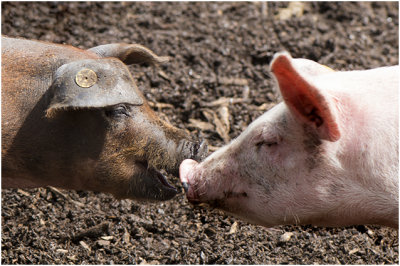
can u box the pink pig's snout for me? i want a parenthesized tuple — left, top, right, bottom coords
(179, 159, 200, 202)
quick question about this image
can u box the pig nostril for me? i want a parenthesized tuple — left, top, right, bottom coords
(182, 182, 190, 193)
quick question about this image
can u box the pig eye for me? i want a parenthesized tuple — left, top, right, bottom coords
(105, 104, 130, 118)
(255, 141, 277, 148)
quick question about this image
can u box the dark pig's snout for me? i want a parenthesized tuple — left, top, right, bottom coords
(190, 139, 208, 162)
(173, 139, 207, 176)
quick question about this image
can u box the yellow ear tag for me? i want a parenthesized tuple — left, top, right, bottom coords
(75, 69, 97, 88)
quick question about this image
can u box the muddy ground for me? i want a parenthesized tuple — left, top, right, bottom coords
(1, 2, 399, 264)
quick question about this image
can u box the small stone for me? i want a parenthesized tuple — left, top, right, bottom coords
(101, 236, 114, 241)
(140, 259, 160, 265)
(79, 241, 91, 252)
(97, 240, 110, 247)
(229, 221, 238, 234)
(200, 251, 206, 261)
(56, 249, 68, 254)
(280, 232, 294, 242)
(123, 230, 130, 244)
(349, 248, 360, 255)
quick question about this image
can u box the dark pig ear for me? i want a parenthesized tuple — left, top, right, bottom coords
(46, 58, 144, 118)
(88, 43, 170, 65)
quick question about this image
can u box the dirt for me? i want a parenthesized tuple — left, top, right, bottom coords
(1, 2, 398, 264)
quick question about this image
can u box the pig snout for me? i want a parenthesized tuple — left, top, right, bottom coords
(179, 159, 199, 201)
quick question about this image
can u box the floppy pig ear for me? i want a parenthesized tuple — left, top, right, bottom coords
(46, 58, 144, 118)
(270, 52, 340, 142)
(88, 43, 170, 65)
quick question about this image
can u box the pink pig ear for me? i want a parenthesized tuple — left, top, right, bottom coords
(270, 52, 340, 142)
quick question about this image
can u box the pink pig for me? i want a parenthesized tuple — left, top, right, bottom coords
(180, 52, 398, 228)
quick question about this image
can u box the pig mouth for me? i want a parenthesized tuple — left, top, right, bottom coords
(138, 161, 178, 200)
(155, 169, 176, 190)
(181, 178, 248, 204)
(187, 187, 248, 204)
(183, 184, 249, 215)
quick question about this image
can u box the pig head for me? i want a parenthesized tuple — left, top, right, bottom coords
(2, 36, 207, 201)
(180, 52, 398, 228)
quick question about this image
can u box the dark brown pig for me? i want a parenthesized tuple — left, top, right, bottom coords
(2, 36, 207, 201)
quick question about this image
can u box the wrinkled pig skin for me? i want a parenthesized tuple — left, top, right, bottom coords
(2, 36, 207, 201)
(180, 52, 398, 228)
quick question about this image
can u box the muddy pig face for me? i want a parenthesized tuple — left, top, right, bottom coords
(41, 58, 207, 201)
(180, 52, 399, 228)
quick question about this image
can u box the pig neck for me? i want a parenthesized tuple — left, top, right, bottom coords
(331, 90, 398, 228)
